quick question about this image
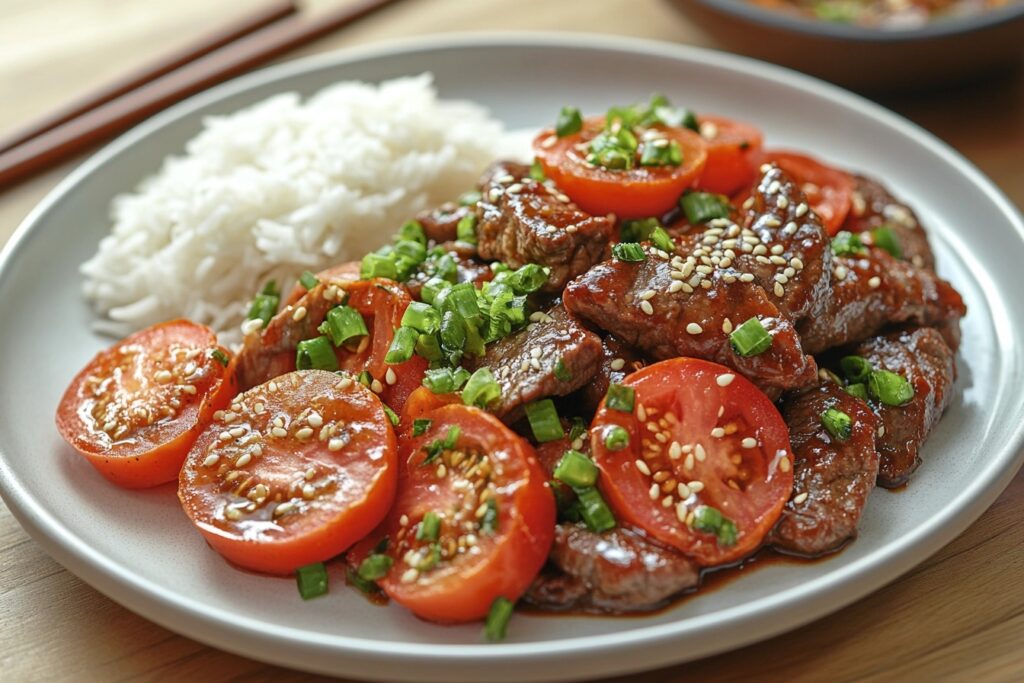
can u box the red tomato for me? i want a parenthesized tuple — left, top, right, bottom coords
(396, 386, 460, 436)
(178, 370, 397, 575)
(55, 320, 235, 489)
(533, 116, 707, 219)
(756, 150, 855, 235)
(695, 115, 764, 196)
(283, 261, 361, 307)
(348, 404, 555, 623)
(590, 358, 793, 567)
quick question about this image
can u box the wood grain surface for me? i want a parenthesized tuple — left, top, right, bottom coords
(1, 1, 1022, 681)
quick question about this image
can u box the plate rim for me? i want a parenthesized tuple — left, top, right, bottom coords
(2, 31, 1023, 678)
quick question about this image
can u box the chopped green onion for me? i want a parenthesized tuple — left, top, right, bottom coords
(458, 190, 482, 207)
(620, 217, 660, 243)
(845, 383, 868, 401)
(821, 407, 852, 441)
(525, 399, 564, 443)
(871, 226, 902, 259)
(398, 220, 427, 246)
(529, 159, 546, 182)
(605, 383, 635, 413)
(650, 226, 675, 253)
(319, 306, 368, 347)
(553, 450, 599, 488)
(415, 333, 444, 363)
(416, 511, 441, 542)
(401, 301, 441, 334)
(462, 367, 502, 409)
(360, 252, 399, 280)
(552, 481, 582, 523)
(553, 359, 572, 382)
(412, 418, 432, 437)
(568, 417, 587, 443)
(385, 326, 419, 364)
(840, 355, 872, 383)
(463, 319, 486, 357)
(210, 349, 229, 367)
(422, 426, 460, 465)
(481, 498, 499, 535)
(573, 486, 616, 533)
(484, 596, 515, 642)
(299, 270, 319, 290)
(586, 129, 637, 170)
(506, 263, 549, 294)
(295, 562, 328, 600)
(383, 404, 399, 427)
(555, 106, 583, 137)
(680, 191, 731, 225)
(346, 567, 379, 595)
(612, 242, 646, 262)
(422, 366, 471, 394)
(831, 231, 866, 257)
(603, 425, 630, 451)
(358, 369, 373, 387)
(868, 369, 914, 406)
(730, 317, 772, 357)
(261, 280, 280, 297)
(456, 213, 478, 244)
(296, 336, 338, 371)
(246, 292, 279, 327)
(438, 282, 481, 322)
(420, 277, 449, 305)
(357, 553, 393, 581)
(413, 543, 441, 571)
(439, 310, 467, 354)
(639, 139, 683, 167)
(692, 505, 738, 547)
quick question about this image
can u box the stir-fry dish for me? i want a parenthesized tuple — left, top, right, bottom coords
(750, 0, 1017, 27)
(56, 94, 966, 640)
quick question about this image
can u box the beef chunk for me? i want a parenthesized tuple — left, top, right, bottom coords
(800, 248, 966, 354)
(464, 304, 602, 420)
(579, 335, 648, 414)
(524, 524, 699, 612)
(769, 382, 879, 556)
(842, 174, 935, 271)
(845, 326, 956, 488)
(476, 161, 614, 292)
(414, 202, 472, 245)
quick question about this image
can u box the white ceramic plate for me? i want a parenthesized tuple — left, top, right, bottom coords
(1, 34, 1022, 683)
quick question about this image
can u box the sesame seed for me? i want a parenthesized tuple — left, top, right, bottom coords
(268, 381, 279, 393)
(639, 289, 656, 301)
(565, 225, 578, 234)
(556, 193, 570, 203)
(202, 454, 220, 468)
(775, 273, 789, 284)
(649, 483, 660, 500)
(635, 459, 651, 476)
(661, 495, 674, 508)
(224, 507, 241, 521)
(235, 453, 252, 468)
(675, 502, 689, 523)
(793, 492, 809, 504)
(774, 282, 786, 297)
(230, 426, 246, 438)
(506, 183, 523, 194)
(742, 437, 757, 449)
(795, 203, 808, 217)
(241, 319, 263, 336)
(436, 464, 447, 478)
(530, 347, 542, 358)
(637, 404, 647, 421)
(868, 276, 881, 289)
(669, 442, 682, 459)
(779, 456, 791, 473)
(776, 196, 789, 210)
(385, 368, 397, 385)
(271, 427, 287, 438)
(401, 568, 419, 584)
(400, 514, 410, 527)
(324, 285, 339, 301)
(307, 412, 322, 428)
(302, 484, 315, 499)
(530, 358, 542, 370)
(688, 481, 705, 493)
(716, 373, 735, 387)
(328, 437, 345, 451)
(370, 379, 384, 393)
(711, 427, 726, 438)
(610, 358, 625, 371)
(295, 427, 313, 440)
(291, 306, 307, 322)
(743, 197, 755, 210)
(695, 444, 707, 462)
(686, 323, 703, 335)
(640, 300, 654, 315)
(770, 244, 785, 255)
(684, 452, 695, 470)
(154, 370, 173, 384)
(834, 266, 848, 281)
(878, 425, 885, 437)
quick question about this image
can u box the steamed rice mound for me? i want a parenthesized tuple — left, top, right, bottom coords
(81, 75, 507, 345)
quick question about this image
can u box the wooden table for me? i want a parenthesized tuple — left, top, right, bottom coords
(2, 1, 1022, 680)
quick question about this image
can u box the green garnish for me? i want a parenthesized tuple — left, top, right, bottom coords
(603, 425, 630, 451)
(612, 242, 646, 262)
(458, 190, 482, 207)
(456, 213, 478, 244)
(210, 349, 229, 367)
(692, 505, 738, 548)
(398, 220, 427, 246)
(525, 399, 564, 443)
(831, 231, 866, 257)
(729, 317, 772, 357)
(639, 139, 683, 167)
(422, 426, 461, 465)
(605, 383, 635, 413)
(416, 511, 441, 542)
(295, 562, 328, 600)
(680, 191, 731, 225)
(840, 355, 872, 383)
(553, 450, 599, 489)
(401, 301, 441, 334)
(573, 486, 616, 533)
(422, 366, 471, 394)
(821, 407, 852, 441)
(295, 336, 338, 371)
(384, 326, 419, 364)
(484, 597, 515, 642)
(412, 418, 432, 437)
(871, 226, 902, 259)
(481, 498, 499, 535)
(357, 553, 393, 581)
(553, 358, 572, 382)
(529, 159, 546, 182)
(650, 226, 675, 253)
(299, 270, 319, 290)
(555, 106, 583, 137)
(462, 367, 502, 409)
(246, 280, 280, 327)
(868, 369, 914, 406)
(845, 383, 868, 401)
(319, 306, 368, 347)
(382, 404, 399, 427)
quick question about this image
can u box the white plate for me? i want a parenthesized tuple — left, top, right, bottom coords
(1, 34, 1023, 683)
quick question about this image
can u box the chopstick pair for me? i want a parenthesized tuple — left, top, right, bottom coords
(0, 0, 400, 191)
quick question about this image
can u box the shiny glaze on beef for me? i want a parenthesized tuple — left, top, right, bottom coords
(842, 174, 935, 271)
(579, 335, 648, 414)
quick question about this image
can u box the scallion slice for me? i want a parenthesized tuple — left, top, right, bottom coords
(605, 383, 635, 413)
(845, 383, 868, 401)
(573, 486, 616, 533)
(439, 310, 467, 354)
(555, 106, 583, 137)
(456, 213, 478, 244)
(506, 263, 549, 294)
(821, 408, 852, 441)
(412, 418, 432, 437)
(210, 349, 229, 367)
(462, 367, 502, 409)
(422, 366, 471, 394)
(729, 317, 772, 357)
(525, 399, 564, 443)
(414, 332, 444, 362)
(553, 359, 572, 382)
(398, 220, 427, 246)
(603, 425, 630, 451)
(680, 191, 731, 225)
(868, 369, 914, 406)
(639, 139, 683, 167)
(401, 301, 441, 334)
(246, 292, 279, 328)
(650, 226, 675, 253)
(319, 306, 368, 347)
(529, 159, 546, 182)
(611, 242, 646, 262)
(360, 252, 399, 280)
(553, 450, 599, 488)
(420, 277, 449, 305)
(871, 226, 902, 259)
(357, 553, 393, 581)
(382, 404, 400, 427)
(296, 336, 338, 371)
(299, 270, 319, 290)
(481, 498, 499, 535)
(484, 597, 515, 642)
(416, 511, 441, 542)
(295, 562, 328, 600)
(692, 505, 738, 547)
(840, 355, 872, 383)
(830, 231, 865, 257)
(385, 326, 419, 364)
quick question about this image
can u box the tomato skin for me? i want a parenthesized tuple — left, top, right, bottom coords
(55, 320, 235, 489)
(178, 370, 397, 575)
(349, 404, 555, 623)
(755, 151, 855, 235)
(695, 115, 764, 196)
(590, 358, 793, 567)
(534, 116, 707, 219)
(396, 386, 460, 436)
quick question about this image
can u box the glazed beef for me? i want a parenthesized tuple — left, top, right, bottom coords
(842, 174, 935, 271)
(476, 161, 615, 292)
(464, 304, 602, 420)
(845, 326, 956, 488)
(769, 382, 879, 556)
(525, 524, 699, 612)
(414, 202, 472, 245)
(800, 248, 966, 354)
(579, 335, 648, 413)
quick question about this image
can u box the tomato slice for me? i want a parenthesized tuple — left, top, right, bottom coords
(756, 151, 855, 235)
(590, 358, 793, 567)
(55, 320, 235, 489)
(533, 116, 707, 220)
(396, 386, 460, 436)
(694, 115, 764, 196)
(178, 369, 397, 575)
(283, 261, 361, 307)
(348, 404, 555, 623)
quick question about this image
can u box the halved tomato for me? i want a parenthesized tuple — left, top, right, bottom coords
(348, 404, 555, 623)
(533, 116, 707, 219)
(178, 369, 397, 575)
(590, 358, 793, 567)
(396, 386, 460, 436)
(756, 151, 855, 235)
(695, 115, 764, 196)
(55, 320, 235, 489)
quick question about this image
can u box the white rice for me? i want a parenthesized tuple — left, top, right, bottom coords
(81, 74, 511, 345)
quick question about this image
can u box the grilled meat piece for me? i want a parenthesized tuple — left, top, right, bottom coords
(525, 524, 699, 612)
(770, 382, 879, 556)
(476, 161, 615, 292)
(414, 202, 472, 245)
(464, 304, 602, 421)
(579, 335, 648, 414)
(842, 174, 935, 271)
(845, 326, 956, 488)
(800, 248, 966, 354)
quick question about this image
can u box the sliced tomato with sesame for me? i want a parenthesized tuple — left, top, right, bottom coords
(590, 358, 793, 567)
(695, 115, 764, 196)
(178, 369, 397, 575)
(348, 404, 555, 623)
(55, 320, 236, 489)
(756, 151, 855, 235)
(396, 386, 460, 436)
(533, 116, 707, 219)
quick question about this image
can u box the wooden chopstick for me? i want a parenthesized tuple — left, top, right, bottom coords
(0, 0, 401, 191)
(0, 0, 299, 156)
